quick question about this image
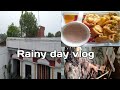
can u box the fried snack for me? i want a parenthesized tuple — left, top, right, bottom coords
(97, 14, 112, 26)
(111, 16, 120, 21)
(95, 36, 108, 43)
(91, 25, 103, 37)
(95, 34, 116, 43)
(97, 17, 108, 26)
(83, 14, 101, 27)
(83, 12, 120, 43)
(103, 24, 117, 34)
(103, 29, 110, 36)
(114, 30, 120, 42)
(108, 34, 116, 42)
(103, 14, 111, 20)
(103, 20, 118, 26)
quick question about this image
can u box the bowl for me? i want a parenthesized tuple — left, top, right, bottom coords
(61, 21, 90, 47)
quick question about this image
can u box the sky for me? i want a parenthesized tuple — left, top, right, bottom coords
(0, 11, 61, 35)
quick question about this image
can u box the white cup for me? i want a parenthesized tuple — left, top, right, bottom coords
(61, 21, 91, 47)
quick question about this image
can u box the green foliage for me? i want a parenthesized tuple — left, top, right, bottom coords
(47, 32, 54, 37)
(0, 33, 7, 41)
(19, 11, 38, 37)
(7, 23, 20, 37)
(55, 31, 61, 37)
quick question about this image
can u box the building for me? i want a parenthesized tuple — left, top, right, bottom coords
(7, 37, 61, 79)
(0, 46, 8, 79)
(0, 26, 61, 79)
(0, 35, 8, 79)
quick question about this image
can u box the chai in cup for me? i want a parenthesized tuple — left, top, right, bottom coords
(61, 21, 90, 47)
(62, 11, 79, 24)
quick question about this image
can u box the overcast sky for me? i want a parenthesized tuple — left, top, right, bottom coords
(0, 11, 61, 35)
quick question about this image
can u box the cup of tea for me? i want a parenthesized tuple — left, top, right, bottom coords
(62, 11, 79, 24)
(61, 21, 91, 47)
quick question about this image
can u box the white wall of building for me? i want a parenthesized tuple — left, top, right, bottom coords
(0, 46, 8, 79)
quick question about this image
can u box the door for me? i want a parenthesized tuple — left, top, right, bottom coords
(25, 65, 31, 79)
(37, 64, 50, 79)
(13, 59, 20, 77)
(57, 72, 61, 79)
(16, 60, 20, 76)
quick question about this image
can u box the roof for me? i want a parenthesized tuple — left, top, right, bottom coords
(7, 37, 61, 42)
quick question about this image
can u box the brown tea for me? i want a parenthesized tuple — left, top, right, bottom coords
(63, 23, 88, 43)
(63, 14, 78, 24)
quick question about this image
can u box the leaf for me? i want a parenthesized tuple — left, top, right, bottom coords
(7, 23, 20, 37)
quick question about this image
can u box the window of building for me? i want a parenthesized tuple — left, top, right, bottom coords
(25, 64, 31, 79)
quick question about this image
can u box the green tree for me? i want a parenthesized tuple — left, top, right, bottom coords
(47, 32, 54, 37)
(7, 23, 20, 37)
(55, 31, 61, 37)
(0, 33, 7, 41)
(19, 11, 38, 37)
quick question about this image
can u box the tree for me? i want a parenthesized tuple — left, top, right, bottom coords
(19, 11, 38, 37)
(0, 33, 7, 42)
(55, 31, 61, 37)
(47, 32, 54, 37)
(7, 23, 20, 37)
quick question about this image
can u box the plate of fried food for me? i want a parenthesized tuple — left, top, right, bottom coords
(82, 12, 120, 43)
